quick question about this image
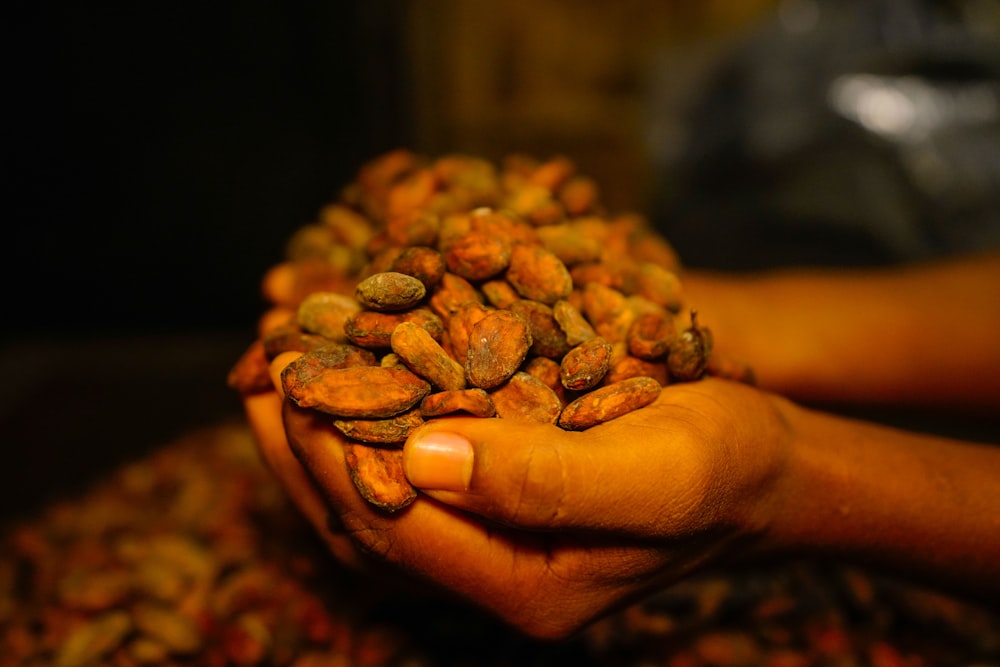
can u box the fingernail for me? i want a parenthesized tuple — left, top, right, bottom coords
(404, 432, 473, 491)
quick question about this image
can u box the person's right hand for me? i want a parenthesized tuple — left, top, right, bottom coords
(401, 375, 793, 545)
(256, 364, 799, 639)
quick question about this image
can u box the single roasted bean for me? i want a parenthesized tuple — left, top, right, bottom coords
(668, 311, 714, 382)
(280, 344, 377, 392)
(480, 279, 521, 309)
(506, 244, 573, 305)
(560, 337, 613, 391)
(558, 376, 662, 430)
(490, 372, 563, 424)
(389, 245, 446, 289)
(345, 308, 443, 349)
(603, 350, 669, 387)
(535, 222, 603, 266)
(355, 272, 427, 312)
(334, 408, 425, 445)
(627, 311, 676, 360)
(343, 444, 417, 513)
(390, 321, 466, 391)
(284, 366, 431, 419)
(465, 310, 533, 389)
(557, 174, 600, 216)
(419, 388, 496, 418)
(442, 231, 511, 281)
(552, 298, 597, 346)
(296, 291, 360, 341)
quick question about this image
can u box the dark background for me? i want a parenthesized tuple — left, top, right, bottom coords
(3, 2, 415, 520)
(4, 2, 411, 342)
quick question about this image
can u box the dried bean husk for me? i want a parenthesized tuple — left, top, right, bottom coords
(355, 272, 427, 312)
(343, 443, 417, 513)
(558, 376, 663, 430)
(296, 291, 360, 341)
(334, 408, 424, 445)
(506, 244, 573, 305)
(280, 343, 377, 391)
(536, 223, 604, 266)
(480, 279, 521, 309)
(627, 311, 677, 361)
(490, 372, 564, 424)
(442, 231, 512, 281)
(389, 245, 446, 289)
(285, 366, 431, 419)
(668, 311, 714, 382)
(560, 337, 614, 391)
(464, 310, 533, 389)
(390, 321, 467, 391)
(420, 388, 496, 418)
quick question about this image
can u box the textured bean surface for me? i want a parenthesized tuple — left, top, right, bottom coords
(284, 366, 431, 419)
(229, 149, 763, 513)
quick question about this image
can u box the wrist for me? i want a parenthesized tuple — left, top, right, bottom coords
(722, 391, 805, 564)
(747, 398, 1000, 601)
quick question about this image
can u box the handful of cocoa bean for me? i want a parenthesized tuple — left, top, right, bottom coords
(229, 149, 753, 512)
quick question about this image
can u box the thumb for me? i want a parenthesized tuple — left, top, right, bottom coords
(401, 412, 709, 536)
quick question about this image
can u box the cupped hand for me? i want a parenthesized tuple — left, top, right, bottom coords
(244, 356, 796, 640)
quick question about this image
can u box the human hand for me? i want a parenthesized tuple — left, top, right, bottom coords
(243, 355, 796, 639)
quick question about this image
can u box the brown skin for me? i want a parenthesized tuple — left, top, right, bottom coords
(242, 251, 1000, 640)
(681, 250, 1000, 412)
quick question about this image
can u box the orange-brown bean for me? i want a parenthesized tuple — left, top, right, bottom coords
(464, 310, 532, 389)
(506, 244, 573, 305)
(390, 321, 467, 392)
(558, 376, 662, 430)
(560, 337, 613, 391)
(490, 372, 563, 424)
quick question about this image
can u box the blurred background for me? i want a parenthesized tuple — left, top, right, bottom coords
(4, 0, 999, 518)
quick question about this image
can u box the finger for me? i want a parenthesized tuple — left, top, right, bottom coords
(243, 384, 367, 570)
(280, 400, 653, 637)
(267, 350, 303, 399)
(281, 400, 507, 567)
(400, 396, 716, 537)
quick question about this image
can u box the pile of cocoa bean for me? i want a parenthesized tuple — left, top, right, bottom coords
(228, 150, 752, 511)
